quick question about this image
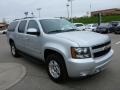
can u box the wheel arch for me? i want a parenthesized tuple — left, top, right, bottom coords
(44, 49, 65, 62)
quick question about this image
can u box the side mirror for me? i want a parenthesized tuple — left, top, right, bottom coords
(27, 28, 40, 36)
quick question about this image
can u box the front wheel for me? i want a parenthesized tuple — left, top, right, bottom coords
(10, 42, 20, 57)
(46, 53, 68, 82)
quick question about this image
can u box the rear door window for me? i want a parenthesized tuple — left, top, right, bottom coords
(18, 20, 27, 33)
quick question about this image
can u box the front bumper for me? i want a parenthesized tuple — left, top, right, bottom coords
(66, 49, 113, 77)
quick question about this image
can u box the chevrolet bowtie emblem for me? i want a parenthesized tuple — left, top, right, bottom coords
(103, 45, 109, 50)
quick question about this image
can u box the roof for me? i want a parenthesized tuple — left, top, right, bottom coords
(92, 8, 120, 13)
(13, 17, 61, 21)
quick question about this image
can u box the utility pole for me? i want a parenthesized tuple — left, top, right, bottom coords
(66, 3, 70, 19)
(89, 0, 92, 17)
(31, 12, 34, 17)
(68, 0, 74, 23)
(98, 13, 102, 25)
(37, 8, 42, 18)
(2, 18, 7, 24)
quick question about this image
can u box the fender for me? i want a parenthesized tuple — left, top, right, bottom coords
(43, 42, 69, 61)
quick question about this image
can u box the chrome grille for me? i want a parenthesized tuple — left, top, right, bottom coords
(92, 41, 111, 58)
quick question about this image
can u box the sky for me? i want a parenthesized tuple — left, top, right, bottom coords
(0, 0, 120, 22)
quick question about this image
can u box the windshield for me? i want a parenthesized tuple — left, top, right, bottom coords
(86, 24, 91, 28)
(40, 19, 77, 34)
(111, 21, 120, 26)
(117, 23, 120, 26)
(75, 24, 83, 27)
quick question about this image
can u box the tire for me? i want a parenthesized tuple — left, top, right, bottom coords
(10, 42, 20, 57)
(46, 53, 68, 82)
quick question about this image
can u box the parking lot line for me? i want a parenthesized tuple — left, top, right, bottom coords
(115, 41, 120, 45)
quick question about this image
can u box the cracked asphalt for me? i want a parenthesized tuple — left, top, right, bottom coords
(0, 34, 120, 90)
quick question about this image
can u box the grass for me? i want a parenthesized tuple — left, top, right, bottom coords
(72, 15, 120, 24)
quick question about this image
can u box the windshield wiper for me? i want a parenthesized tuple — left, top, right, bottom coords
(47, 29, 78, 34)
(64, 29, 78, 32)
(47, 30, 63, 34)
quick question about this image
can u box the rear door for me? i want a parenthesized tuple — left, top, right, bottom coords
(15, 20, 27, 52)
(7, 21, 19, 41)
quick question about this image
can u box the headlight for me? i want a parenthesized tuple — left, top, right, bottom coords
(71, 47, 91, 59)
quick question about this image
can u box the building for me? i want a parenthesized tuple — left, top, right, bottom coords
(0, 23, 8, 30)
(91, 8, 120, 16)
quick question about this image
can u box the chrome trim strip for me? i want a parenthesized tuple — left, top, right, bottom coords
(92, 44, 111, 53)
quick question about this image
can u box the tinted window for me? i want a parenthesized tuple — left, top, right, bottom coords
(18, 20, 27, 33)
(8, 21, 18, 32)
(27, 20, 39, 31)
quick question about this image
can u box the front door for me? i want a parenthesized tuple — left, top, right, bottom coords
(24, 20, 42, 59)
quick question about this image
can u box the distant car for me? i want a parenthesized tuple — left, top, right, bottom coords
(96, 23, 110, 33)
(0, 30, 7, 34)
(108, 21, 120, 33)
(74, 23, 85, 31)
(106, 24, 113, 33)
(2, 29, 7, 34)
(85, 24, 97, 32)
(114, 23, 120, 34)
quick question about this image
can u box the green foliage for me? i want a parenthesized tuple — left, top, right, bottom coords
(72, 15, 120, 24)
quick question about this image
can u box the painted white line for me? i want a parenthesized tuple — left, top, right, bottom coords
(115, 41, 120, 45)
(0, 63, 26, 90)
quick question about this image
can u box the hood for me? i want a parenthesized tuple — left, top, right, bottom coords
(53, 31, 110, 47)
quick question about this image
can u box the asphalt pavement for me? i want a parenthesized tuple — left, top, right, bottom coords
(0, 34, 120, 90)
(0, 63, 26, 90)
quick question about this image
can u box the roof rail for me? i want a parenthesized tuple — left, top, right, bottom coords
(13, 19, 21, 21)
(13, 17, 36, 21)
(23, 17, 36, 19)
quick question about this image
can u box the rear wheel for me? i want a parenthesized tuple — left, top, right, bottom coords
(46, 53, 68, 82)
(10, 42, 20, 57)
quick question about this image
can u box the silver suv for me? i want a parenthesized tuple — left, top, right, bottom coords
(7, 18, 113, 82)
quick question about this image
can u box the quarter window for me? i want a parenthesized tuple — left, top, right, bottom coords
(8, 21, 18, 32)
(18, 20, 27, 33)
